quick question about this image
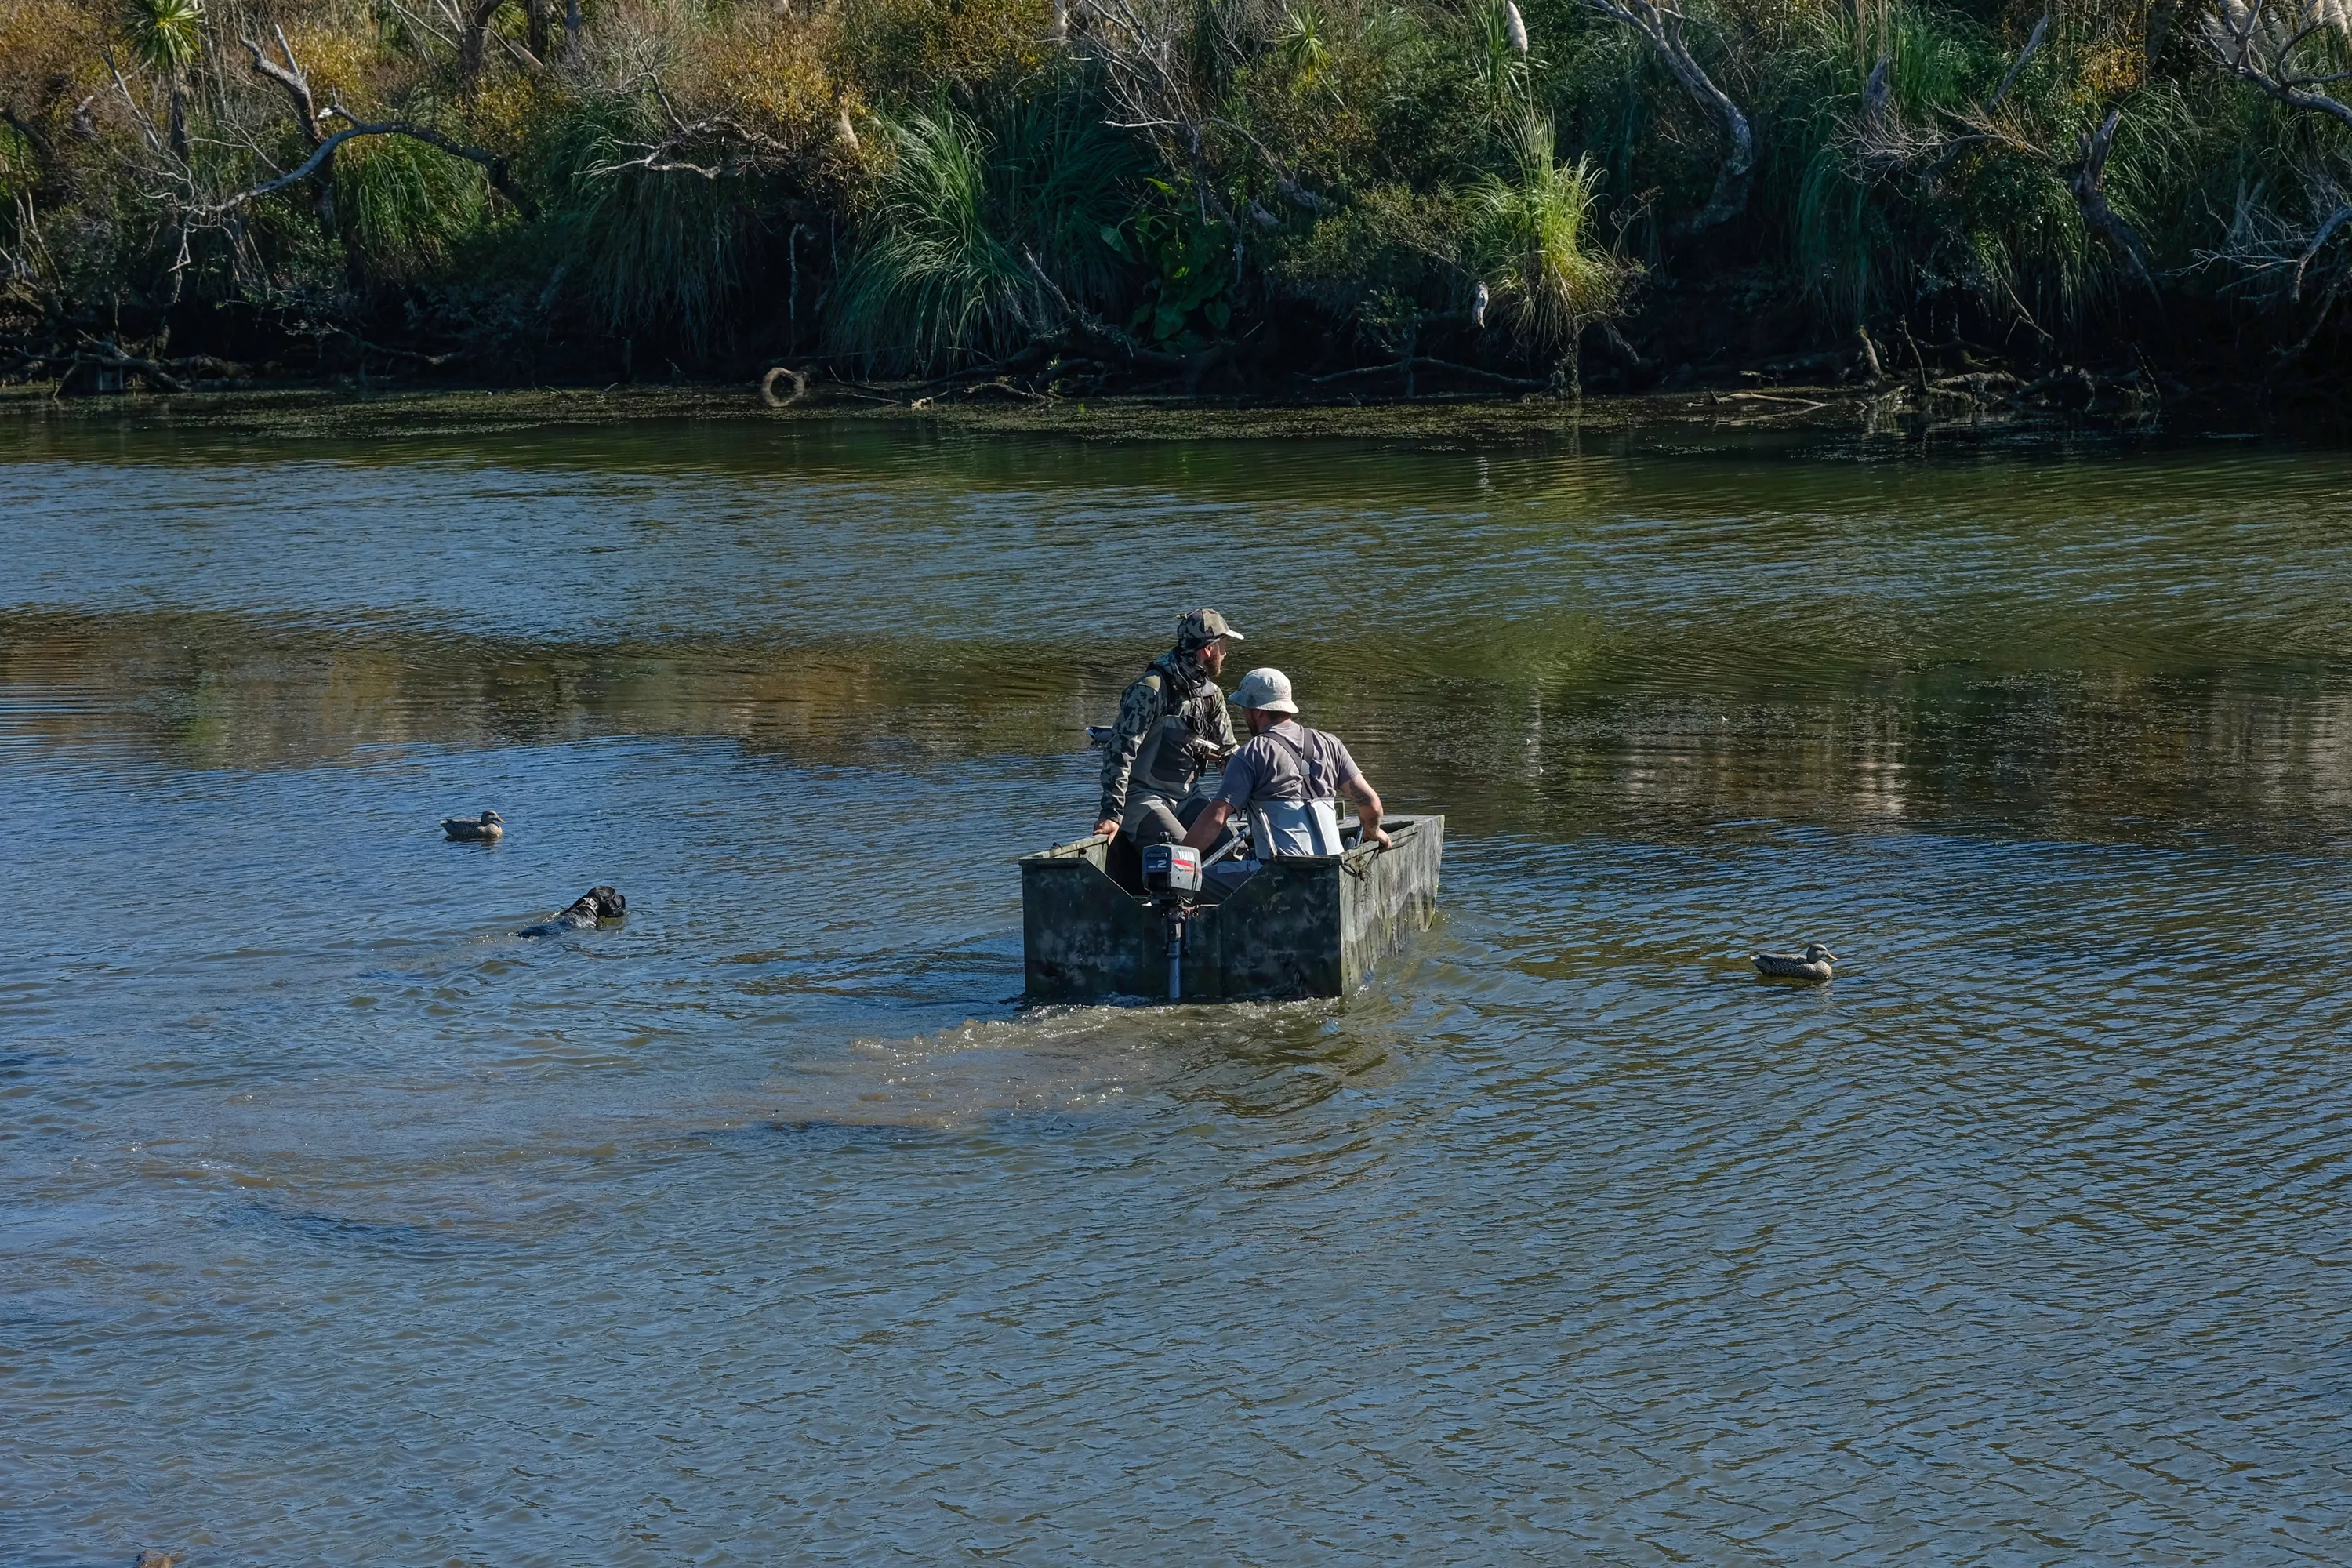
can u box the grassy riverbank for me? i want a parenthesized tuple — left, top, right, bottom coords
(7, 0, 2352, 402)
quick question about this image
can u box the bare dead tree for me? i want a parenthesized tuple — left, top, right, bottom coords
(1207, 115, 1332, 214)
(2187, 156, 2352, 359)
(1986, 10, 2052, 108)
(241, 30, 336, 227)
(1853, 14, 2045, 180)
(456, 0, 510, 90)
(1848, 13, 2156, 299)
(2070, 107, 2156, 291)
(224, 31, 535, 221)
(1073, 0, 1240, 228)
(1070, 0, 1342, 291)
(2296, 201, 2352, 296)
(0, 107, 67, 203)
(1574, 1, 1751, 230)
(90, 48, 211, 304)
(2199, 0, 2352, 132)
(196, 113, 534, 219)
(589, 74, 800, 178)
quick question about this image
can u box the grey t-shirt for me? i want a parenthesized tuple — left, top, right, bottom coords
(1216, 720, 1367, 810)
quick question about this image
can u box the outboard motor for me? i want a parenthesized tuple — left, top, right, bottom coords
(1140, 844, 1203, 1000)
(1141, 844, 1203, 898)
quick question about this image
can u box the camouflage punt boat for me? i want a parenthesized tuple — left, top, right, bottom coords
(1020, 815, 1445, 1002)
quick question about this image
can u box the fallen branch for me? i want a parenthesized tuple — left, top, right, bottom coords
(322, 327, 464, 367)
(910, 376, 1051, 408)
(2295, 202, 2352, 299)
(1723, 398, 1832, 419)
(16, 340, 191, 391)
(1986, 11, 2051, 109)
(1207, 117, 1334, 214)
(1311, 355, 1546, 389)
(2201, 0, 2352, 136)
(591, 79, 798, 179)
(215, 42, 535, 222)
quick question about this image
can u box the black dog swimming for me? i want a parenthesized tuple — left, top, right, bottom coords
(519, 886, 627, 937)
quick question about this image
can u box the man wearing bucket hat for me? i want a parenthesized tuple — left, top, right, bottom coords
(1182, 666, 1390, 862)
(1092, 608, 1246, 847)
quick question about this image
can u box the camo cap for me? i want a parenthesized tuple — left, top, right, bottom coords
(1177, 608, 1245, 645)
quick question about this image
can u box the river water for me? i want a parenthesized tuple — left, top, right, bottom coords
(5, 402, 2351, 1564)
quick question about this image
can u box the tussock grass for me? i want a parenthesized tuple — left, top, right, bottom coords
(830, 85, 1141, 372)
(1475, 114, 1626, 354)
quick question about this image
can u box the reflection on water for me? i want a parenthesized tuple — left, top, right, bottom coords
(6, 411, 2352, 1564)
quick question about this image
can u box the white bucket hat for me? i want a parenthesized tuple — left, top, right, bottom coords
(1230, 666, 1298, 715)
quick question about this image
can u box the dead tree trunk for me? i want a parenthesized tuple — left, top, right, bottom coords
(457, 0, 506, 91)
(241, 31, 335, 230)
(166, 75, 190, 162)
(2199, 0, 2352, 134)
(2071, 107, 2157, 296)
(1578, 0, 1752, 230)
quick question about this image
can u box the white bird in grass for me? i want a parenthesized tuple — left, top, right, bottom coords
(1472, 281, 1490, 328)
(1753, 943, 1836, 982)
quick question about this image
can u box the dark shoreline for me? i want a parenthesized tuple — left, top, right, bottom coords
(1, 371, 2332, 450)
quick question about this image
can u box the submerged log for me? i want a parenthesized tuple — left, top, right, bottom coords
(759, 365, 809, 408)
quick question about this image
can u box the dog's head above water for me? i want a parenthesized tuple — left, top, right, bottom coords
(521, 885, 630, 938)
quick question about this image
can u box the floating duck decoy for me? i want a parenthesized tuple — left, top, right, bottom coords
(442, 810, 505, 842)
(1753, 943, 1835, 982)
(520, 885, 626, 937)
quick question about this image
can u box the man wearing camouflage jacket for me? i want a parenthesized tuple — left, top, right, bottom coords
(1091, 609, 1245, 846)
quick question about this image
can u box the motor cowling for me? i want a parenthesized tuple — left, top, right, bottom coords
(1142, 844, 1203, 898)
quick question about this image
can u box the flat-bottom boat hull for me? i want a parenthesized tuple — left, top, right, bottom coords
(1020, 815, 1444, 1002)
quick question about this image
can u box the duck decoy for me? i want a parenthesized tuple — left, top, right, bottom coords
(1753, 943, 1836, 982)
(442, 810, 505, 842)
(520, 885, 626, 937)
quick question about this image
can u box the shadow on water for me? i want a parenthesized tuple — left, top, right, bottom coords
(221, 1200, 505, 1262)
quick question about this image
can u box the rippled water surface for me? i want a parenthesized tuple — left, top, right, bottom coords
(7, 402, 2352, 1565)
